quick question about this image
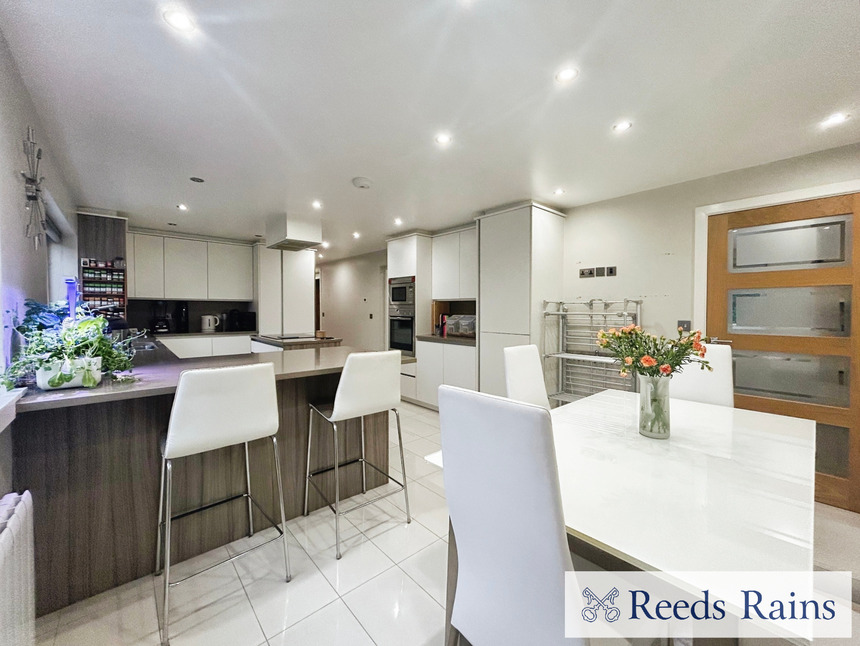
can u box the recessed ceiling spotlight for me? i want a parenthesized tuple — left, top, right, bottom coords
(821, 112, 850, 128)
(394, 218, 403, 226)
(613, 120, 633, 132)
(554, 67, 579, 84)
(168, 222, 177, 227)
(311, 200, 323, 210)
(189, 177, 204, 183)
(163, 10, 195, 32)
(177, 203, 188, 211)
(318, 254, 324, 259)
(352, 232, 360, 239)
(553, 188, 565, 196)
(434, 132, 453, 146)
(321, 241, 330, 249)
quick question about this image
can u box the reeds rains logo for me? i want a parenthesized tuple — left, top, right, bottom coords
(565, 571, 853, 640)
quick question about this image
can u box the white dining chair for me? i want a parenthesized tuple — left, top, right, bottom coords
(503, 344, 551, 410)
(438, 385, 585, 646)
(304, 350, 410, 559)
(671, 342, 734, 407)
(155, 363, 290, 646)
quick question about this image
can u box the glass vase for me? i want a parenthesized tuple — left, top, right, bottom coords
(638, 374, 670, 439)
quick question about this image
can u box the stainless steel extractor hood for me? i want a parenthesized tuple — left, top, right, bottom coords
(265, 213, 322, 251)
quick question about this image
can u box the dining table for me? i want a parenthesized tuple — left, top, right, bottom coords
(445, 388, 817, 645)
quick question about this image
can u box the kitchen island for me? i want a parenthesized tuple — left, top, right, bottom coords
(12, 344, 388, 616)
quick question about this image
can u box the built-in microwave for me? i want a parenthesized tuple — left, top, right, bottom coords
(388, 276, 415, 308)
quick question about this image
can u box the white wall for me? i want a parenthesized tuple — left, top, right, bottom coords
(319, 249, 386, 351)
(563, 142, 860, 335)
(0, 30, 76, 368)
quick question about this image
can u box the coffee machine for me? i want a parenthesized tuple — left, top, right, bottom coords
(151, 301, 173, 333)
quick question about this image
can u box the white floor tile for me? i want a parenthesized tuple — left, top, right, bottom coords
(406, 417, 441, 438)
(308, 530, 396, 594)
(163, 586, 266, 646)
(236, 535, 338, 638)
(399, 539, 449, 606)
(36, 609, 61, 645)
(417, 470, 446, 499)
(387, 480, 450, 537)
(405, 436, 442, 456)
(287, 507, 361, 557)
(343, 567, 445, 646)
(390, 445, 441, 481)
(267, 599, 374, 646)
(349, 499, 439, 563)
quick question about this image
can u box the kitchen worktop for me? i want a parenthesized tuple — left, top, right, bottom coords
(16, 343, 363, 413)
(155, 330, 258, 338)
(416, 334, 476, 347)
(251, 335, 343, 348)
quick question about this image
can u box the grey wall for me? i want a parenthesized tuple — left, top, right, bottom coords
(318, 249, 387, 351)
(563, 142, 860, 335)
(0, 29, 77, 367)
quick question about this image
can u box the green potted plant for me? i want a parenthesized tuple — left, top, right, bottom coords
(4, 306, 140, 390)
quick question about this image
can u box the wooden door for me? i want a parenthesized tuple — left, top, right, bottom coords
(707, 192, 860, 511)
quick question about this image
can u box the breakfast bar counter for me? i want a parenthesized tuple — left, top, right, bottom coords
(11, 345, 388, 615)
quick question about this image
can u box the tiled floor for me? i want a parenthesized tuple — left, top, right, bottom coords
(33, 399, 860, 645)
(35, 401, 447, 646)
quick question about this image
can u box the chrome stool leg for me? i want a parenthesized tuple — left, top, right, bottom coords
(271, 436, 291, 582)
(161, 459, 173, 646)
(393, 408, 411, 523)
(303, 409, 314, 516)
(333, 422, 341, 559)
(155, 456, 166, 575)
(244, 442, 254, 537)
(360, 416, 367, 494)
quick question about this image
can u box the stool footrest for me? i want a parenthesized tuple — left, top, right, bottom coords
(308, 457, 363, 478)
(307, 458, 406, 517)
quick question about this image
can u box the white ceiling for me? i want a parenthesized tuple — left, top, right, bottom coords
(1, 1, 859, 261)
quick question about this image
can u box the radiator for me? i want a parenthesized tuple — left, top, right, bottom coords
(0, 491, 35, 646)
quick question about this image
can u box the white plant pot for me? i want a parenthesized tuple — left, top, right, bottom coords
(36, 357, 103, 390)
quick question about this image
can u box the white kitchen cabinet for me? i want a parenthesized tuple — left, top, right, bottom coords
(416, 340, 476, 407)
(443, 343, 477, 391)
(400, 374, 417, 400)
(255, 245, 283, 335)
(416, 341, 444, 407)
(251, 339, 284, 353)
(479, 209, 531, 335)
(208, 242, 254, 300)
(125, 233, 136, 296)
(160, 337, 212, 359)
(211, 335, 251, 356)
(431, 232, 460, 300)
(164, 237, 208, 299)
(133, 234, 164, 298)
(458, 227, 478, 299)
(479, 332, 530, 397)
(386, 233, 432, 336)
(388, 236, 418, 279)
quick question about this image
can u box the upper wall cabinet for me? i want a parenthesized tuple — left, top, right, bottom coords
(132, 234, 164, 298)
(128, 232, 253, 301)
(431, 227, 477, 300)
(388, 236, 419, 279)
(125, 233, 136, 296)
(164, 238, 208, 299)
(208, 242, 254, 300)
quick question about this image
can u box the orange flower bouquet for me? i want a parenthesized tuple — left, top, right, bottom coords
(596, 325, 711, 439)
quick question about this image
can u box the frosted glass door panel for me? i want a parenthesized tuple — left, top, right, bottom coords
(728, 286, 850, 336)
(729, 215, 851, 272)
(733, 351, 849, 407)
(816, 423, 849, 478)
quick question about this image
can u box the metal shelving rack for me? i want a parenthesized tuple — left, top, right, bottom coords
(543, 299, 642, 403)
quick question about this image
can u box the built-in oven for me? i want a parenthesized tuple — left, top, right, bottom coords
(388, 276, 416, 356)
(389, 315, 415, 356)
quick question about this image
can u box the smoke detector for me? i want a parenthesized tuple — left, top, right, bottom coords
(352, 177, 372, 189)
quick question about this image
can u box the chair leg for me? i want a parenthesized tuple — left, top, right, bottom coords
(244, 442, 254, 537)
(360, 415, 367, 494)
(393, 408, 411, 523)
(155, 456, 166, 575)
(333, 421, 341, 559)
(271, 435, 292, 582)
(304, 408, 314, 516)
(161, 460, 173, 646)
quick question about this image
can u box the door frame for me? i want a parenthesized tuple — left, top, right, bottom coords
(692, 179, 860, 332)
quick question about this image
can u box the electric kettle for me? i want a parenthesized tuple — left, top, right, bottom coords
(201, 314, 220, 333)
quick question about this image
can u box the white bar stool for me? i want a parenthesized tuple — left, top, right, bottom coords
(303, 350, 411, 559)
(155, 363, 291, 646)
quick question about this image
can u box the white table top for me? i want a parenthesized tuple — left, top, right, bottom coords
(552, 389, 815, 574)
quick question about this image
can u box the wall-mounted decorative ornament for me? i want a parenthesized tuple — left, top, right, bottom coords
(22, 126, 47, 249)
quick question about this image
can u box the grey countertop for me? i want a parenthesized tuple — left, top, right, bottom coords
(155, 331, 258, 338)
(416, 334, 476, 347)
(16, 343, 366, 413)
(251, 335, 343, 347)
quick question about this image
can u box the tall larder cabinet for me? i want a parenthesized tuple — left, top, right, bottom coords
(477, 202, 565, 396)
